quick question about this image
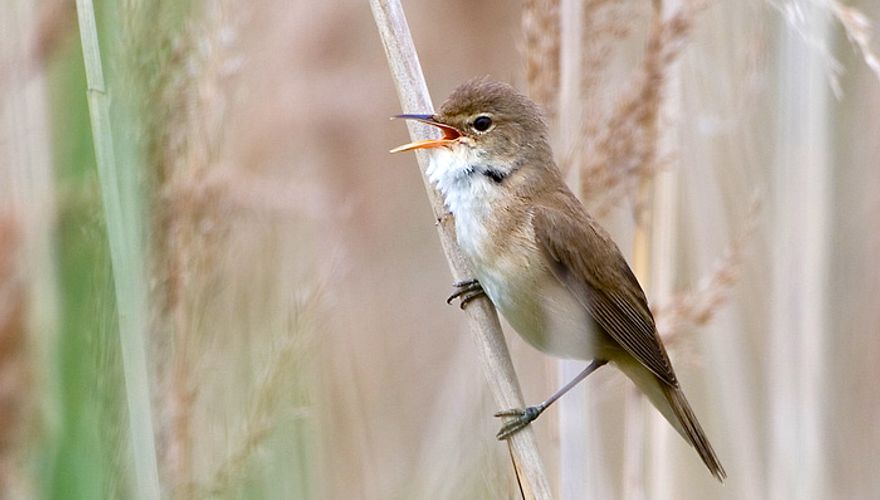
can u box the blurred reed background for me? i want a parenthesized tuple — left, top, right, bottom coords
(1, 0, 878, 498)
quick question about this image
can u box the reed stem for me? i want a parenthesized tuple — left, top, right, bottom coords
(369, 1, 553, 497)
(74, 1, 160, 498)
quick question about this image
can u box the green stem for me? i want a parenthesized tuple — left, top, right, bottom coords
(74, 1, 160, 498)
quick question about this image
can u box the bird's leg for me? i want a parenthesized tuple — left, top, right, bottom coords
(495, 359, 608, 440)
(446, 278, 485, 309)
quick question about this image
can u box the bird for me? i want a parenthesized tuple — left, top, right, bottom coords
(391, 77, 725, 481)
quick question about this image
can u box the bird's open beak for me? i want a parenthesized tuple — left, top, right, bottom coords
(390, 114, 462, 153)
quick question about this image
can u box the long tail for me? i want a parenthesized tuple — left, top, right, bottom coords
(660, 384, 727, 481)
(616, 358, 726, 481)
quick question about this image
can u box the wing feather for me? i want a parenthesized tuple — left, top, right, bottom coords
(533, 203, 677, 386)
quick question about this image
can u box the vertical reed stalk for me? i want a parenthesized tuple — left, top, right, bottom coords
(74, 1, 160, 498)
(557, 3, 583, 498)
(769, 4, 831, 499)
(622, 178, 652, 500)
(556, 1, 612, 498)
(647, 0, 681, 497)
(621, 1, 663, 493)
(645, 116, 677, 500)
(676, 5, 765, 498)
(679, 42, 762, 500)
(645, 110, 677, 500)
(370, 1, 553, 498)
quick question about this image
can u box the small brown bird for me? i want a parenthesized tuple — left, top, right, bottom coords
(392, 78, 725, 481)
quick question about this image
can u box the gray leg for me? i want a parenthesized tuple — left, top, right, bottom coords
(495, 359, 608, 440)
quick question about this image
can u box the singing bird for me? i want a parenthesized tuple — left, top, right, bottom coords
(391, 78, 725, 481)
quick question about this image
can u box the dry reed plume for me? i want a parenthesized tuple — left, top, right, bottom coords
(574, 0, 639, 156)
(654, 194, 762, 346)
(153, 3, 244, 493)
(522, 1, 756, 496)
(151, 1, 334, 497)
(831, 1, 880, 83)
(766, 0, 880, 95)
(198, 288, 320, 497)
(540, 0, 764, 349)
(522, 0, 561, 117)
(575, 2, 694, 218)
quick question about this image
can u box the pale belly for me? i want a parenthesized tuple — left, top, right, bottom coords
(461, 230, 605, 361)
(433, 148, 605, 360)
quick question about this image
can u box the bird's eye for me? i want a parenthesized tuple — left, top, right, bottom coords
(472, 115, 493, 132)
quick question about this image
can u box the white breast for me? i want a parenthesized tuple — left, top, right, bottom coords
(427, 147, 601, 360)
(426, 147, 502, 259)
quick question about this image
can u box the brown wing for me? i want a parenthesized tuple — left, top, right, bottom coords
(532, 201, 678, 387)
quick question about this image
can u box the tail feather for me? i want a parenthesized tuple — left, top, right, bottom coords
(661, 384, 727, 481)
(616, 358, 726, 481)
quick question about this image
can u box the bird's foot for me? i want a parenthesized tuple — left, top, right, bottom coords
(435, 211, 453, 226)
(494, 405, 545, 440)
(446, 279, 485, 309)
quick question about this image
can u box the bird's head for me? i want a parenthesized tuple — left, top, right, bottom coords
(391, 78, 552, 182)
